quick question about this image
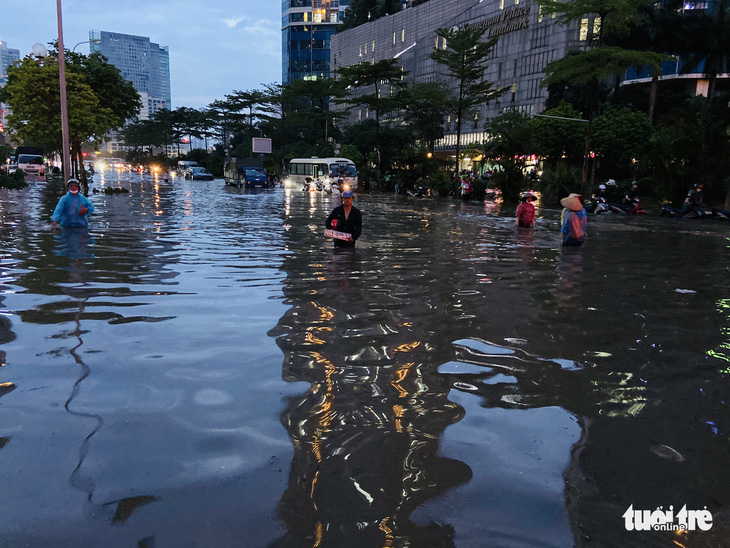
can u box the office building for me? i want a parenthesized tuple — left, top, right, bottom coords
(89, 30, 171, 154)
(331, 0, 587, 152)
(89, 30, 171, 113)
(0, 40, 20, 88)
(282, 0, 351, 85)
(331, 0, 727, 156)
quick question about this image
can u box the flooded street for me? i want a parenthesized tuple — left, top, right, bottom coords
(1, 172, 729, 547)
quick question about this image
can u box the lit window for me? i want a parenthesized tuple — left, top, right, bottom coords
(393, 32, 396, 45)
(593, 18, 601, 38)
(579, 18, 589, 41)
(538, 5, 544, 22)
(401, 29, 405, 42)
(500, 0, 504, 9)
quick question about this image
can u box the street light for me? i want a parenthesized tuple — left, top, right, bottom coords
(72, 40, 89, 53)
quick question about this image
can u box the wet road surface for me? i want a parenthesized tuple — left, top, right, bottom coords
(0, 172, 729, 547)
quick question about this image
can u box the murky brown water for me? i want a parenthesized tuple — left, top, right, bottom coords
(1, 173, 729, 547)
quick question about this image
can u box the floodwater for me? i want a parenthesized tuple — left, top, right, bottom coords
(1, 172, 729, 548)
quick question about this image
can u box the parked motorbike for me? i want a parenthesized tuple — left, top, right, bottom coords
(660, 205, 709, 218)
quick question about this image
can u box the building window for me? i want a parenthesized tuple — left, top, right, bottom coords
(593, 18, 601, 40)
(580, 18, 589, 41)
(372, 40, 375, 52)
(500, 0, 504, 9)
(393, 32, 397, 45)
(401, 29, 405, 42)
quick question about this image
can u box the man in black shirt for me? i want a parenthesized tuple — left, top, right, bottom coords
(326, 190, 362, 247)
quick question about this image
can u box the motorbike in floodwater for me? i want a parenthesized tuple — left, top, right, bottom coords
(660, 205, 709, 218)
(590, 197, 638, 215)
(408, 186, 428, 197)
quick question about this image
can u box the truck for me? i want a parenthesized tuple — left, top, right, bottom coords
(223, 157, 271, 188)
(15, 146, 45, 178)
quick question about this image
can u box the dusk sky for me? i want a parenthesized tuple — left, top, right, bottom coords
(2, 0, 282, 109)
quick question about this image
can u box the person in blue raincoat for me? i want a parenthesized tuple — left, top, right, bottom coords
(51, 178, 94, 229)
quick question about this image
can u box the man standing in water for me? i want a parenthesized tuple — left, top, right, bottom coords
(326, 189, 362, 247)
(51, 178, 94, 229)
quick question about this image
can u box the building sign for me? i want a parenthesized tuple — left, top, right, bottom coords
(464, 6, 531, 38)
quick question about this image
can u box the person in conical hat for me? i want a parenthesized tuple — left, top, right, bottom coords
(515, 192, 536, 228)
(559, 193, 587, 246)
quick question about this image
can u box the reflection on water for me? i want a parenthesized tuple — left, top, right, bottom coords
(0, 180, 729, 546)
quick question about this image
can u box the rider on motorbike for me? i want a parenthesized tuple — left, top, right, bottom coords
(682, 183, 705, 217)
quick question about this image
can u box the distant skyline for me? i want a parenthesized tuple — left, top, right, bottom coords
(1, 0, 281, 109)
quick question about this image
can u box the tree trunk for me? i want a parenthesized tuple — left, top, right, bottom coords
(581, 78, 598, 193)
(648, 68, 659, 123)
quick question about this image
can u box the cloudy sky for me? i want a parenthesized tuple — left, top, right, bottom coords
(1, 0, 282, 109)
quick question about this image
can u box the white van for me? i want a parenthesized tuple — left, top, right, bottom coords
(17, 154, 45, 177)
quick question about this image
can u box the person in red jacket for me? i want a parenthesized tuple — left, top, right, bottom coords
(515, 192, 536, 228)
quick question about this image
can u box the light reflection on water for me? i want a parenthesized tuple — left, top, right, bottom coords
(0, 177, 729, 546)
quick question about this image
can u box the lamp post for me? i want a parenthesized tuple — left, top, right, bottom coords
(72, 40, 89, 53)
(56, 0, 71, 184)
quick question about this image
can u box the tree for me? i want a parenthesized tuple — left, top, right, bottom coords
(543, 47, 670, 189)
(483, 111, 535, 200)
(675, 0, 730, 103)
(337, 59, 409, 174)
(530, 101, 587, 165)
(340, 0, 401, 30)
(278, 78, 347, 150)
(401, 82, 447, 153)
(430, 26, 505, 186)
(591, 106, 653, 179)
(538, 0, 673, 188)
(0, 49, 140, 180)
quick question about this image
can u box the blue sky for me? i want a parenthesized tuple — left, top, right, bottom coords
(1, 0, 282, 109)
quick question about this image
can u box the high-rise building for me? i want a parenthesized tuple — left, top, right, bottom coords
(89, 30, 171, 116)
(0, 40, 20, 142)
(281, 0, 351, 85)
(89, 30, 172, 154)
(0, 40, 20, 88)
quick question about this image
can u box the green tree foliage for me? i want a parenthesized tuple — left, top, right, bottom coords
(68, 51, 141, 130)
(530, 101, 587, 164)
(340, 0, 401, 30)
(591, 106, 653, 178)
(483, 111, 534, 201)
(0, 50, 140, 179)
(401, 82, 447, 153)
(674, 0, 730, 102)
(337, 59, 409, 173)
(430, 26, 505, 184)
(0, 145, 26, 189)
(642, 96, 730, 202)
(279, 79, 346, 148)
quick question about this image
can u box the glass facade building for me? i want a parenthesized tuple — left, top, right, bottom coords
(89, 30, 171, 115)
(282, 0, 350, 85)
(0, 40, 20, 141)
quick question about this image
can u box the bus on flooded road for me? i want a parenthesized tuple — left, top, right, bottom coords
(286, 157, 358, 191)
